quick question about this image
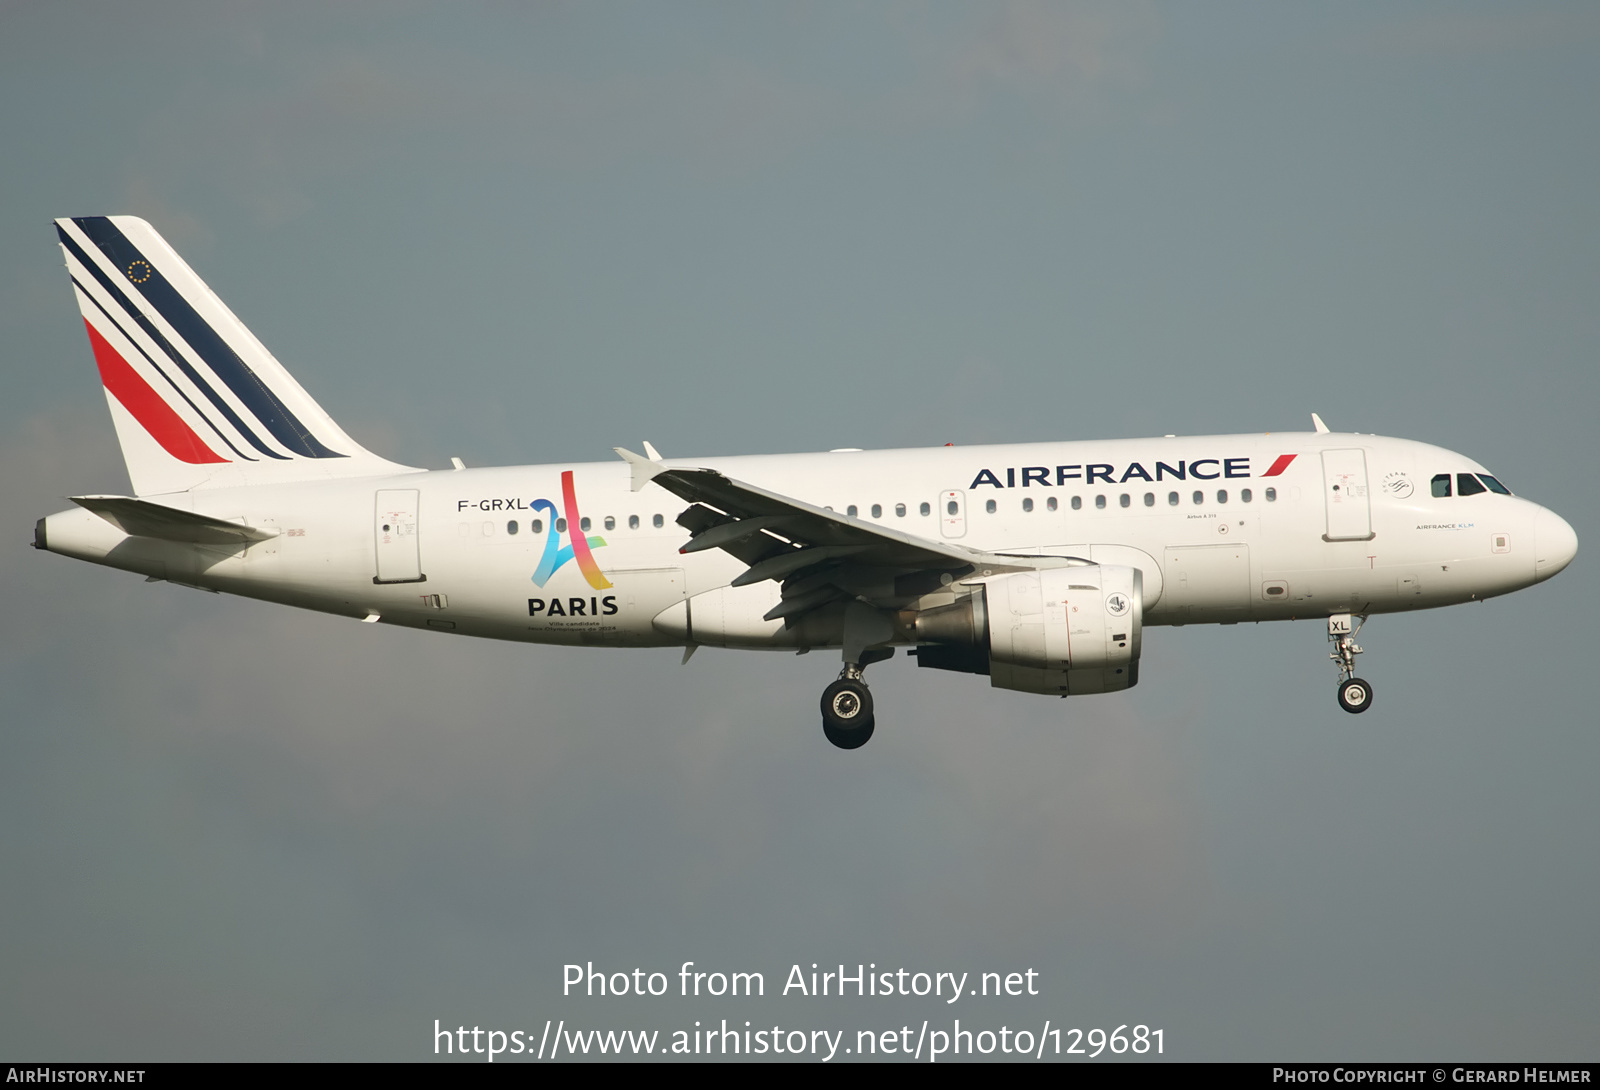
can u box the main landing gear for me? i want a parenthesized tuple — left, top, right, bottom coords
(821, 667, 875, 750)
(1328, 613, 1373, 714)
(821, 603, 894, 750)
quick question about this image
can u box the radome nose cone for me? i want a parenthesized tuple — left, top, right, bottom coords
(1534, 507, 1578, 583)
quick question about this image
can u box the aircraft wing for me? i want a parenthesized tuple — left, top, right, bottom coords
(615, 447, 1081, 622)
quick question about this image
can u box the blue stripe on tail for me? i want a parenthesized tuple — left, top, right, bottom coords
(73, 217, 344, 459)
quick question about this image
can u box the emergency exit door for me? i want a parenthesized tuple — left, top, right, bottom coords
(939, 490, 967, 539)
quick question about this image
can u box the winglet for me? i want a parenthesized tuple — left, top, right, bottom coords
(613, 445, 667, 492)
(1311, 413, 1330, 434)
(642, 441, 663, 461)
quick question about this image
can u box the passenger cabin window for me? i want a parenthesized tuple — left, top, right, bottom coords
(604, 516, 615, 531)
(1168, 492, 1179, 506)
(1047, 497, 1058, 512)
(1217, 490, 1228, 504)
(1022, 497, 1034, 513)
(847, 505, 858, 517)
(1144, 493, 1155, 507)
(507, 520, 519, 535)
(895, 503, 906, 517)
(580, 517, 591, 532)
(556, 518, 567, 533)
(629, 514, 640, 530)
(531, 519, 544, 534)
(1192, 491, 1203, 505)
(652, 514, 664, 528)
(1431, 474, 1452, 498)
(1119, 493, 1130, 508)
(1265, 487, 1277, 502)
(985, 499, 997, 514)
(871, 504, 882, 518)
(947, 500, 958, 515)
(1456, 473, 1487, 497)
(920, 502, 931, 516)
(1095, 495, 1106, 510)
(1241, 488, 1253, 503)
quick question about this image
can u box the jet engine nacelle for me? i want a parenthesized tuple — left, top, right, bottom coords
(913, 564, 1143, 696)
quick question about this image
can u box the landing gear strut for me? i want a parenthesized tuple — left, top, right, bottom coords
(821, 604, 892, 749)
(1328, 613, 1373, 714)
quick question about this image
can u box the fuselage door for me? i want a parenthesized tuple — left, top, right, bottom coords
(1321, 449, 1374, 542)
(374, 489, 426, 583)
(939, 490, 967, 539)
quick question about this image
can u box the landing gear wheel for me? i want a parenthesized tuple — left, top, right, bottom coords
(1337, 677, 1374, 714)
(823, 716, 875, 750)
(821, 678, 875, 749)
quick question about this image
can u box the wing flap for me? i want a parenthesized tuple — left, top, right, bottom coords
(637, 459, 981, 571)
(731, 545, 870, 587)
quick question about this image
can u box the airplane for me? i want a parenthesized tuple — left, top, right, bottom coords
(34, 215, 1580, 749)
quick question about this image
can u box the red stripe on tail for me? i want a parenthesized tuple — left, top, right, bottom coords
(84, 320, 227, 465)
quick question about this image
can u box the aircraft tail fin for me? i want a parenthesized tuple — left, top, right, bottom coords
(54, 215, 415, 496)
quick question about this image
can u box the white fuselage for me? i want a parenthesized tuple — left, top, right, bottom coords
(39, 431, 1575, 651)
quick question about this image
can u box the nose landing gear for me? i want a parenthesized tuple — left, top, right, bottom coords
(1328, 613, 1373, 714)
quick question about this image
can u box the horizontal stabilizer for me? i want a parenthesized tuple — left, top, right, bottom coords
(71, 495, 278, 544)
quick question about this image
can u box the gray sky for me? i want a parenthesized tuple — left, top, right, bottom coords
(2, 1, 1596, 1061)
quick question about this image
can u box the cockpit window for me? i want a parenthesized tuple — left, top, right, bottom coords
(1478, 474, 1512, 495)
(1431, 474, 1452, 498)
(1456, 473, 1487, 497)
